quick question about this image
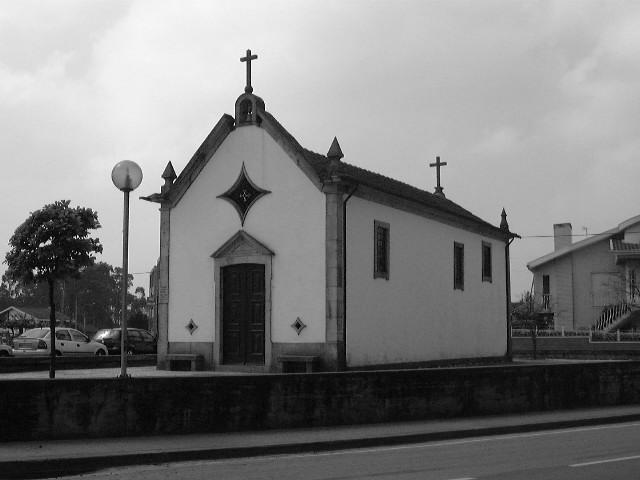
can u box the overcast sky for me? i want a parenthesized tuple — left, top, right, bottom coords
(1, 0, 639, 300)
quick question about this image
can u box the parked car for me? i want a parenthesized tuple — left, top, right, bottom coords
(12, 327, 108, 356)
(91, 328, 157, 355)
(0, 343, 12, 357)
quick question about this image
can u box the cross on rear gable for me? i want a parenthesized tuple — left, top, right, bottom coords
(429, 156, 447, 197)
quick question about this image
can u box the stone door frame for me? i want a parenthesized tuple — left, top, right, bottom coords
(212, 230, 274, 371)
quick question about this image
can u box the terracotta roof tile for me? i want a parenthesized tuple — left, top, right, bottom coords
(146, 108, 509, 240)
(304, 148, 496, 227)
(611, 239, 640, 252)
(259, 110, 506, 238)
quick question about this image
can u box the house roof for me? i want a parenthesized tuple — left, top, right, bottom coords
(610, 238, 640, 264)
(143, 96, 512, 241)
(527, 214, 640, 270)
(610, 239, 640, 251)
(0, 306, 70, 322)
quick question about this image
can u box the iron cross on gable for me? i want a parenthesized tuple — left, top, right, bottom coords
(429, 156, 447, 196)
(240, 49, 258, 93)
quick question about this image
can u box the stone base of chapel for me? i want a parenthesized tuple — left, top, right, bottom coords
(345, 355, 510, 371)
(159, 341, 333, 372)
(158, 343, 508, 373)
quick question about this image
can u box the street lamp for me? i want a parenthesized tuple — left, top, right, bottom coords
(111, 160, 143, 378)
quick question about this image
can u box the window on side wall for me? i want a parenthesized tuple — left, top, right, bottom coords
(482, 241, 492, 283)
(374, 220, 390, 280)
(542, 274, 550, 310)
(454, 242, 464, 290)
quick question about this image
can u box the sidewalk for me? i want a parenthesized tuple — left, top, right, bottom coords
(2, 404, 640, 479)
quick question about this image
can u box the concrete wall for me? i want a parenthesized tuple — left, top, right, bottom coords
(0, 355, 156, 373)
(2, 362, 639, 442)
(532, 259, 571, 330)
(345, 196, 507, 366)
(572, 241, 621, 328)
(168, 126, 326, 359)
(622, 219, 640, 244)
(513, 336, 640, 359)
(546, 255, 574, 330)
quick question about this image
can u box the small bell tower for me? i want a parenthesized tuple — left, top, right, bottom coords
(235, 49, 265, 126)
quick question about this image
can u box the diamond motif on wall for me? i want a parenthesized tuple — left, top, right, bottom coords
(186, 319, 199, 335)
(217, 163, 270, 226)
(291, 317, 306, 335)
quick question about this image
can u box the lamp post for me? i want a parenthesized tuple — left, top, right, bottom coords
(111, 160, 143, 378)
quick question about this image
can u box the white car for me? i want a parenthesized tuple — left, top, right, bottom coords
(12, 327, 108, 356)
(0, 343, 12, 357)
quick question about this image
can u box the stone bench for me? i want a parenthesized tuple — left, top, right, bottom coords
(166, 353, 203, 371)
(277, 355, 319, 373)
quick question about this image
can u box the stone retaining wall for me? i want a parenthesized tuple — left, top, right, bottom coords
(1, 361, 639, 442)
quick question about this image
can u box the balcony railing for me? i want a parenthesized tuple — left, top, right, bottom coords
(542, 294, 551, 311)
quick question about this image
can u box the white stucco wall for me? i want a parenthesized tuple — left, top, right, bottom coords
(345, 196, 507, 366)
(623, 220, 640, 244)
(168, 126, 326, 344)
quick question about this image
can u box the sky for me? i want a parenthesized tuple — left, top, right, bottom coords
(1, 0, 640, 300)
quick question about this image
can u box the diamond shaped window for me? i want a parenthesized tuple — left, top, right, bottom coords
(218, 163, 270, 226)
(186, 319, 199, 335)
(291, 317, 307, 336)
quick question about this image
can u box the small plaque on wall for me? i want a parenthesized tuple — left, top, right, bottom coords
(158, 286, 169, 303)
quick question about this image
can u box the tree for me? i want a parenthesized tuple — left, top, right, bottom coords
(0, 277, 12, 311)
(129, 287, 149, 330)
(0, 272, 55, 309)
(73, 262, 120, 330)
(128, 311, 149, 330)
(111, 267, 134, 326)
(4, 200, 102, 378)
(511, 291, 552, 329)
(512, 291, 555, 359)
(0, 261, 143, 334)
(131, 286, 147, 313)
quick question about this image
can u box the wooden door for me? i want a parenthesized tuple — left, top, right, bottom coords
(222, 264, 265, 364)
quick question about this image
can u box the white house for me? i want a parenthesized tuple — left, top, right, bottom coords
(528, 217, 640, 332)
(143, 51, 516, 372)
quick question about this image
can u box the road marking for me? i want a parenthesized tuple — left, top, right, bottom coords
(570, 454, 640, 467)
(296, 421, 640, 459)
(70, 421, 640, 476)
(135, 421, 640, 472)
(148, 421, 640, 468)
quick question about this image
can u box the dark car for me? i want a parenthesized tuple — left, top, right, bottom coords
(92, 328, 157, 355)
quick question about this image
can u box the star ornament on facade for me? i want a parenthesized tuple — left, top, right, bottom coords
(218, 163, 271, 226)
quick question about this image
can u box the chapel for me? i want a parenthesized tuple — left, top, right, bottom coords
(143, 50, 517, 372)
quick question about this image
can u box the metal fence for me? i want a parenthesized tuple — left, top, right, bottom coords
(512, 328, 640, 342)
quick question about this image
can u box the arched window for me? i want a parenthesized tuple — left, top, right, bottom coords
(239, 99, 253, 123)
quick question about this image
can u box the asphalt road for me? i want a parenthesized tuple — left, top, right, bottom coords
(52, 420, 640, 480)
